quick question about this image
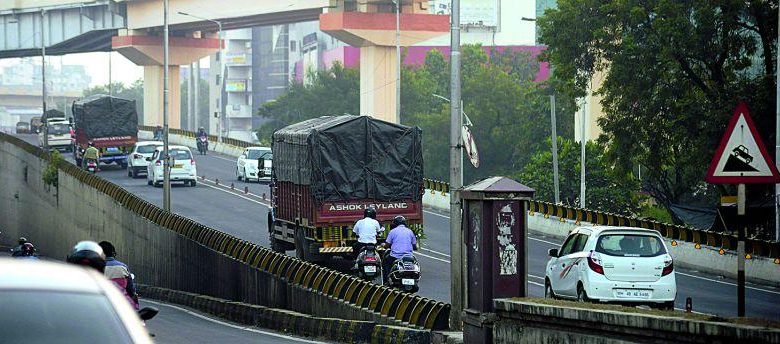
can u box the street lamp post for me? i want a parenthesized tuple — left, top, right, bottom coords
(393, 0, 401, 123)
(41, 9, 48, 150)
(163, 0, 171, 211)
(449, 0, 464, 330)
(178, 11, 223, 143)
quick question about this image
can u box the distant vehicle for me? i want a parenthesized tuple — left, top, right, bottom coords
(146, 145, 197, 187)
(545, 226, 676, 310)
(0, 259, 155, 343)
(72, 94, 138, 169)
(38, 120, 73, 152)
(127, 141, 163, 178)
(30, 117, 42, 133)
(236, 147, 272, 183)
(731, 145, 753, 164)
(268, 115, 424, 262)
(15, 121, 30, 134)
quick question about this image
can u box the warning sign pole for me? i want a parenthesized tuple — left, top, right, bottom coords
(737, 183, 746, 317)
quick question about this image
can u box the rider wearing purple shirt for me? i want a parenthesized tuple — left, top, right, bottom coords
(383, 215, 417, 284)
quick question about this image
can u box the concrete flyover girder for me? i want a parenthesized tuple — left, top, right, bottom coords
(125, 0, 329, 31)
(112, 34, 219, 66)
(0, 1, 126, 58)
(319, 12, 449, 47)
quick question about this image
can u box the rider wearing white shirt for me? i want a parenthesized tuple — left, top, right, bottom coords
(352, 207, 383, 256)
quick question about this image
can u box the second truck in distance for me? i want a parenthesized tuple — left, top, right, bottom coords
(72, 95, 138, 168)
(268, 115, 424, 262)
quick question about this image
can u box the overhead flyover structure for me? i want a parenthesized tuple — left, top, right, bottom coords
(0, 0, 126, 58)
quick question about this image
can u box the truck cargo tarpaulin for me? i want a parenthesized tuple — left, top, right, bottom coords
(72, 94, 138, 143)
(273, 115, 424, 202)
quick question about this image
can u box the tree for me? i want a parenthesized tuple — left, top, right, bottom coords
(83, 79, 144, 122)
(538, 0, 777, 223)
(180, 77, 210, 129)
(518, 138, 641, 215)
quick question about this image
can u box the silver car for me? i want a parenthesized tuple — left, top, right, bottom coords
(0, 259, 155, 343)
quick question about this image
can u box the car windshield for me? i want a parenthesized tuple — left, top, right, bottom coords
(247, 149, 271, 159)
(0, 291, 132, 343)
(137, 145, 159, 154)
(49, 123, 70, 135)
(595, 234, 666, 257)
(169, 149, 192, 160)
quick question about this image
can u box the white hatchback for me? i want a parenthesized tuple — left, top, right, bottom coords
(236, 147, 272, 183)
(127, 141, 162, 178)
(544, 226, 676, 309)
(146, 145, 197, 187)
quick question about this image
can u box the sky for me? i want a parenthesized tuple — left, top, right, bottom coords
(0, 51, 210, 87)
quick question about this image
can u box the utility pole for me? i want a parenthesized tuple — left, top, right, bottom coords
(580, 101, 586, 208)
(449, 0, 464, 330)
(194, 60, 201, 130)
(775, 5, 780, 242)
(737, 183, 746, 317)
(41, 9, 48, 150)
(395, 0, 401, 123)
(188, 63, 195, 130)
(550, 95, 560, 204)
(163, 0, 171, 212)
(108, 52, 113, 97)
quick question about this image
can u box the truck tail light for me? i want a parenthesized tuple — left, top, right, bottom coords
(587, 251, 604, 275)
(662, 257, 674, 276)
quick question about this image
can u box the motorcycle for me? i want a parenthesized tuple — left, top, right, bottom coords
(354, 244, 382, 283)
(85, 159, 98, 174)
(197, 136, 208, 155)
(386, 254, 421, 293)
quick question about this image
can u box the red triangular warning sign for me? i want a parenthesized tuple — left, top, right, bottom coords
(706, 102, 780, 184)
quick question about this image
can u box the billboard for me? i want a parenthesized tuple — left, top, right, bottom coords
(225, 80, 246, 92)
(429, 0, 499, 27)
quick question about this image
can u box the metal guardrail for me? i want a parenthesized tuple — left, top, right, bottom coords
(0, 132, 451, 330)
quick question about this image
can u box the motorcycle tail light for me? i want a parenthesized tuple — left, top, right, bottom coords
(364, 256, 377, 262)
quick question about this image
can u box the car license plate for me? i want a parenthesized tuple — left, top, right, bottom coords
(402, 278, 415, 286)
(173, 164, 183, 168)
(364, 266, 377, 273)
(614, 289, 651, 299)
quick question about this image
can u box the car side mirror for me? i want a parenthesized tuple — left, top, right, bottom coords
(145, 157, 152, 161)
(138, 307, 159, 321)
(548, 248, 558, 257)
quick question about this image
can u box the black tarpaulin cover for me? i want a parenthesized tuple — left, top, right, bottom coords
(72, 94, 138, 138)
(272, 115, 423, 202)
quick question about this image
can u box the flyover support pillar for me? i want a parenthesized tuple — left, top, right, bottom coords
(359, 45, 398, 123)
(143, 65, 181, 127)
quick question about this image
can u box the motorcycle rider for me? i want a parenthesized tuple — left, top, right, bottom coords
(15, 242, 38, 260)
(382, 215, 418, 285)
(99, 241, 140, 310)
(352, 207, 383, 262)
(83, 140, 100, 169)
(153, 125, 163, 140)
(10, 237, 28, 257)
(66, 241, 107, 273)
(196, 127, 209, 154)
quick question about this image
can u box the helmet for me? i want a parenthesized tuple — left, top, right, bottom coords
(18, 237, 27, 245)
(66, 241, 106, 273)
(98, 241, 116, 257)
(87, 140, 94, 147)
(20, 243, 35, 256)
(199, 127, 205, 131)
(364, 207, 377, 219)
(392, 215, 407, 228)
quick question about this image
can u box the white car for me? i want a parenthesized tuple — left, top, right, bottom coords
(236, 147, 272, 183)
(544, 226, 676, 309)
(127, 141, 163, 178)
(0, 259, 155, 343)
(146, 145, 197, 187)
(38, 120, 73, 152)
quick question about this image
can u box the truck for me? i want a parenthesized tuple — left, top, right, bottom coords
(268, 115, 425, 262)
(72, 94, 138, 168)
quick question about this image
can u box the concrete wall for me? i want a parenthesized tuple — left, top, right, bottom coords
(0, 133, 449, 330)
(492, 299, 780, 344)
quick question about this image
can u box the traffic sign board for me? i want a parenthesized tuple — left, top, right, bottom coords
(705, 102, 780, 184)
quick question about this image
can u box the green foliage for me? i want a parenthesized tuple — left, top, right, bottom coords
(538, 0, 776, 222)
(518, 138, 641, 215)
(180, 77, 210, 129)
(42, 150, 62, 188)
(640, 205, 674, 224)
(83, 79, 145, 121)
(256, 46, 578, 184)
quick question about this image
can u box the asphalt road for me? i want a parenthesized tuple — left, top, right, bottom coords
(15, 134, 780, 320)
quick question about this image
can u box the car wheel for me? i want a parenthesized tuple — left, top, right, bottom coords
(131, 168, 139, 178)
(128, 167, 133, 177)
(190, 180, 197, 187)
(544, 279, 556, 299)
(577, 283, 590, 303)
(237, 167, 243, 181)
(154, 181, 162, 188)
(147, 179, 153, 186)
(243, 168, 249, 183)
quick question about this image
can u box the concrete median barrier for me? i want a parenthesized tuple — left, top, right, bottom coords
(0, 132, 449, 331)
(493, 298, 780, 344)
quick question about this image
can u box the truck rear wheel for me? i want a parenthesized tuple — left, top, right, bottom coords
(268, 214, 287, 253)
(294, 227, 306, 260)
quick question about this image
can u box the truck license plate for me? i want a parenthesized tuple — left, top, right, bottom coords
(364, 266, 377, 273)
(107, 147, 119, 153)
(402, 278, 415, 286)
(614, 289, 651, 299)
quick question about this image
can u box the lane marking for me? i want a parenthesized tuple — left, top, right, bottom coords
(414, 251, 451, 264)
(528, 281, 544, 287)
(420, 247, 450, 258)
(528, 274, 544, 281)
(529, 236, 562, 247)
(143, 299, 325, 343)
